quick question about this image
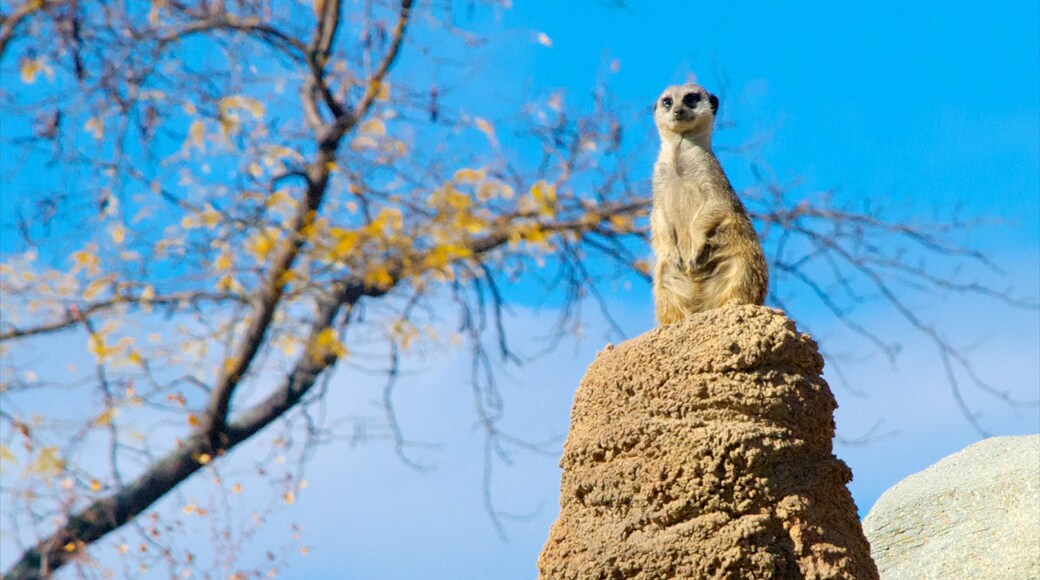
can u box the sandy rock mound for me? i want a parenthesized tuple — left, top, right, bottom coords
(537, 304, 877, 579)
(863, 435, 1040, 579)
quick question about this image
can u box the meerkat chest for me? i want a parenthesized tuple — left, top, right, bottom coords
(654, 157, 713, 210)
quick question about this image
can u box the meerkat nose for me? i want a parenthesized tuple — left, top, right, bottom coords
(672, 110, 684, 119)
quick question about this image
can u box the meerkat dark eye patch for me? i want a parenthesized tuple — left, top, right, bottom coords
(682, 93, 700, 108)
(708, 94, 719, 114)
(661, 97, 673, 108)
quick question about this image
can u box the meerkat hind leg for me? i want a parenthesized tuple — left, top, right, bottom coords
(654, 262, 701, 324)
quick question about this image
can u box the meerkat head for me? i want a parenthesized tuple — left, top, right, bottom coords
(653, 83, 719, 141)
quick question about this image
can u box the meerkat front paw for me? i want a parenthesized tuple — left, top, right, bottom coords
(684, 243, 712, 274)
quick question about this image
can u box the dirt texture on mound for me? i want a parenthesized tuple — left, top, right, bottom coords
(537, 304, 878, 580)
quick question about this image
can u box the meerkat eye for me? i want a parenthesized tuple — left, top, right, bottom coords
(661, 97, 673, 108)
(682, 93, 701, 108)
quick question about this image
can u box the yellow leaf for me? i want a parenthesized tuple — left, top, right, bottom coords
(19, 57, 43, 84)
(92, 407, 118, 427)
(71, 245, 100, 276)
(276, 336, 299, 357)
(424, 244, 472, 270)
(474, 118, 494, 138)
(350, 136, 376, 151)
(390, 319, 422, 349)
(457, 213, 488, 234)
(82, 278, 108, 301)
(375, 81, 391, 102)
(200, 205, 221, 228)
(311, 328, 346, 362)
(167, 392, 186, 406)
(214, 253, 232, 271)
(265, 189, 296, 210)
(428, 184, 472, 212)
(535, 32, 553, 47)
(188, 120, 205, 149)
(90, 479, 102, 491)
(231, 483, 243, 494)
(328, 227, 359, 260)
(248, 228, 280, 264)
(548, 92, 564, 112)
(364, 266, 394, 289)
(187, 414, 200, 427)
(219, 115, 238, 137)
(453, 168, 485, 184)
(197, 453, 211, 465)
(130, 350, 145, 367)
(217, 274, 241, 292)
(360, 119, 386, 136)
(474, 117, 498, 148)
(277, 269, 297, 286)
(364, 208, 403, 236)
(609, 214, 633, 230)
(126, 349, 143, 367)
(30, 447, 64, 477)
(110, 225, 126, 244)
(219, 95, 265, 119)
(85, 117, 104, 140)
(514, 223, 550, 245)
(0, 444, 16, 464)
(88, 334, 112, 361)
(262, 145, 298, 162)
(182, 503, 198, 514)
(283, 491, 295, 505)
(530, 180, 557, 217)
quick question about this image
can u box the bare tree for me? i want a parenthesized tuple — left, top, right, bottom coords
(0, 1, 1034, 578)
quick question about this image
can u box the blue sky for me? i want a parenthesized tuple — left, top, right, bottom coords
(1, 1, 1038, 578)
(273, 2, 1039, 578)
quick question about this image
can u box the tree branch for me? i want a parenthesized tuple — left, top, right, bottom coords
(0, 0, 59, 59)
(0, 291, 246, 343)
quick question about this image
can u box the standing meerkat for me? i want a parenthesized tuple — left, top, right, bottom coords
(650, 82, 768, 325)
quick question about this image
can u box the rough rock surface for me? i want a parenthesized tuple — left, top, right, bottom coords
(537, 304, 878, 579)
(862, 434, 1040, 579)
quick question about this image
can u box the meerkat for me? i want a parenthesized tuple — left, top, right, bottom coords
(650, 82, 768, 325)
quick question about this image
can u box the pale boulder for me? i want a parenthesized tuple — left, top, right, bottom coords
(863, 434, 1040, 579)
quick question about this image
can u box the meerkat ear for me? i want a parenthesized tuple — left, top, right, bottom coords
(708, 94, 719, 114)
